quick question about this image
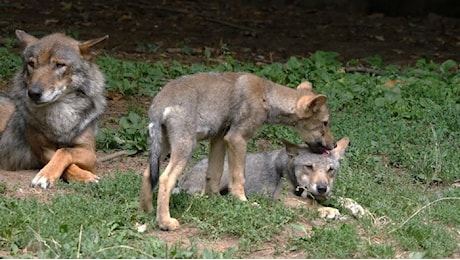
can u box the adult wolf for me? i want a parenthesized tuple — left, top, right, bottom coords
(140, 72, 336, 231)
(0, 30, 108, 188)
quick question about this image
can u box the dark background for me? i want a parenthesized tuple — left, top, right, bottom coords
(1, 0, 459, 65)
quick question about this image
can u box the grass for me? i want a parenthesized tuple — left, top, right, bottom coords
(0, 46, 459, 258)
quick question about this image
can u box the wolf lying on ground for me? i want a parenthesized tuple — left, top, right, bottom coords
(139, 71, 336, 231)
(0, 30, 108, 188)
(177, 137, 369, 219)
(176, 137, 350, 217)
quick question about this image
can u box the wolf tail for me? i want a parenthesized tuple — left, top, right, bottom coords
(148, 121, 162, 188)
(140, 120, 162, 213)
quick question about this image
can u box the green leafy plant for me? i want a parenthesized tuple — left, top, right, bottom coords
(96, 111, 148, 155)
(0, 47, 21, 81)
(97, 56, 166, 96)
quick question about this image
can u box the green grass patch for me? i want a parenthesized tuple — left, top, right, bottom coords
(176, 193, 298, 253)
(0, 47, 459, 258)
(290, 223, 361, 258)
(0, 173, 235, 258)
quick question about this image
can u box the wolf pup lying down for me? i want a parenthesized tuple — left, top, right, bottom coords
(0, 30, 108, 188)
(177, 137, 350, 202)
(140, 71, 336, 231)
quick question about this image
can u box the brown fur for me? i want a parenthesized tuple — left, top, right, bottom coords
(28, 127, 98, 185)
(139, 72, 336, 231)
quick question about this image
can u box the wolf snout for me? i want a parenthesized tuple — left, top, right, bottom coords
(308, 141, 336, 154)
(28, 85, 43, 101)
(316, 183, 328, 194)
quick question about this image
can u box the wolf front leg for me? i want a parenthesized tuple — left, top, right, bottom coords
(30, 145, 98, 188)
(224, 132, 248, 201)
(317, 206, 341, 220)
(62, 164, 100, 183)
(205, 136, 226, 194)
(29, 127, 98, 188)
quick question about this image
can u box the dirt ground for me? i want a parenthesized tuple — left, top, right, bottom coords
(1, 0, 460, 258)
(1, 0, 460, 65)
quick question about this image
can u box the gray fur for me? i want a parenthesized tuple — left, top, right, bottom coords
(177, 149, 287, 200)
(0, 94, 40, 170)
(177, 137, 350, 201)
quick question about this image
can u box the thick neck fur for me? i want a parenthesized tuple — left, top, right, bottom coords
(20, 91, 98, 145)
(12, 72, 105, 145)
(263, 82, 300, 126)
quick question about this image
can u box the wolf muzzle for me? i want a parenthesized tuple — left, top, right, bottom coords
(28, 85, 43, 102)
(307, 141, 337, 154)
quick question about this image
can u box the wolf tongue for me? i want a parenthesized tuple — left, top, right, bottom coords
(322, 149, 331, 156)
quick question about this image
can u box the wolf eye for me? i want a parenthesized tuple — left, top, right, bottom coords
(304, 164, 313, 171)
(55, 62, 66, 69)
(27, 60, 35, 69)
(323, 121, 329, 127)
(327, 168, 335, 176)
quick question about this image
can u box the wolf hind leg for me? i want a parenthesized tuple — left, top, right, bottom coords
(157, 140, 194, 231)
(140, 121, 170, 213)
(205, 136, 226, 194)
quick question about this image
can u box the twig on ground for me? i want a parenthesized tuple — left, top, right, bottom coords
(151, 6, 256, 33)
(77, 224, 83, 259)
(95, 245, 154, 258)
(98, 150, 129, 163)
(344, 66, 380, 75)
(389, 197, 460, 233)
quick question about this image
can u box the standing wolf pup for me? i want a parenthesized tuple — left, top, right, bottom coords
(140, 72, 336, 231)
(0, 30, 108, 188)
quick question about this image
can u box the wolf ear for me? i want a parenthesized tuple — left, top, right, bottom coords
(331, 137, 350, 160)
(296, 81, 313, 91)
(79, 35, 109, 59)
(295, 94, 327, 118)
(283, 139, 310, 157)
(15, 30, 38, 47)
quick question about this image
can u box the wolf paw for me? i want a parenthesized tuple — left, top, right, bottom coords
(231, 190, 248, 201)
(30, 174, 53, 189)
(229, 184, 248, 201)
(158, 217, 180, 231)
(317, 207, 341, 220)
(337, 197, 370, 218)
(85, 175, 100, 184)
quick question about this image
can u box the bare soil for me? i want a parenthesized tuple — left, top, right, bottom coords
(1, 0, 460, 258)
(1, 0, 460, 65)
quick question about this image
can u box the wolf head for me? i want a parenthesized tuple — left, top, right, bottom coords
(284, 137, 350, 201)
(14, 30, 108, 105)
(293, 81, 336, 154)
